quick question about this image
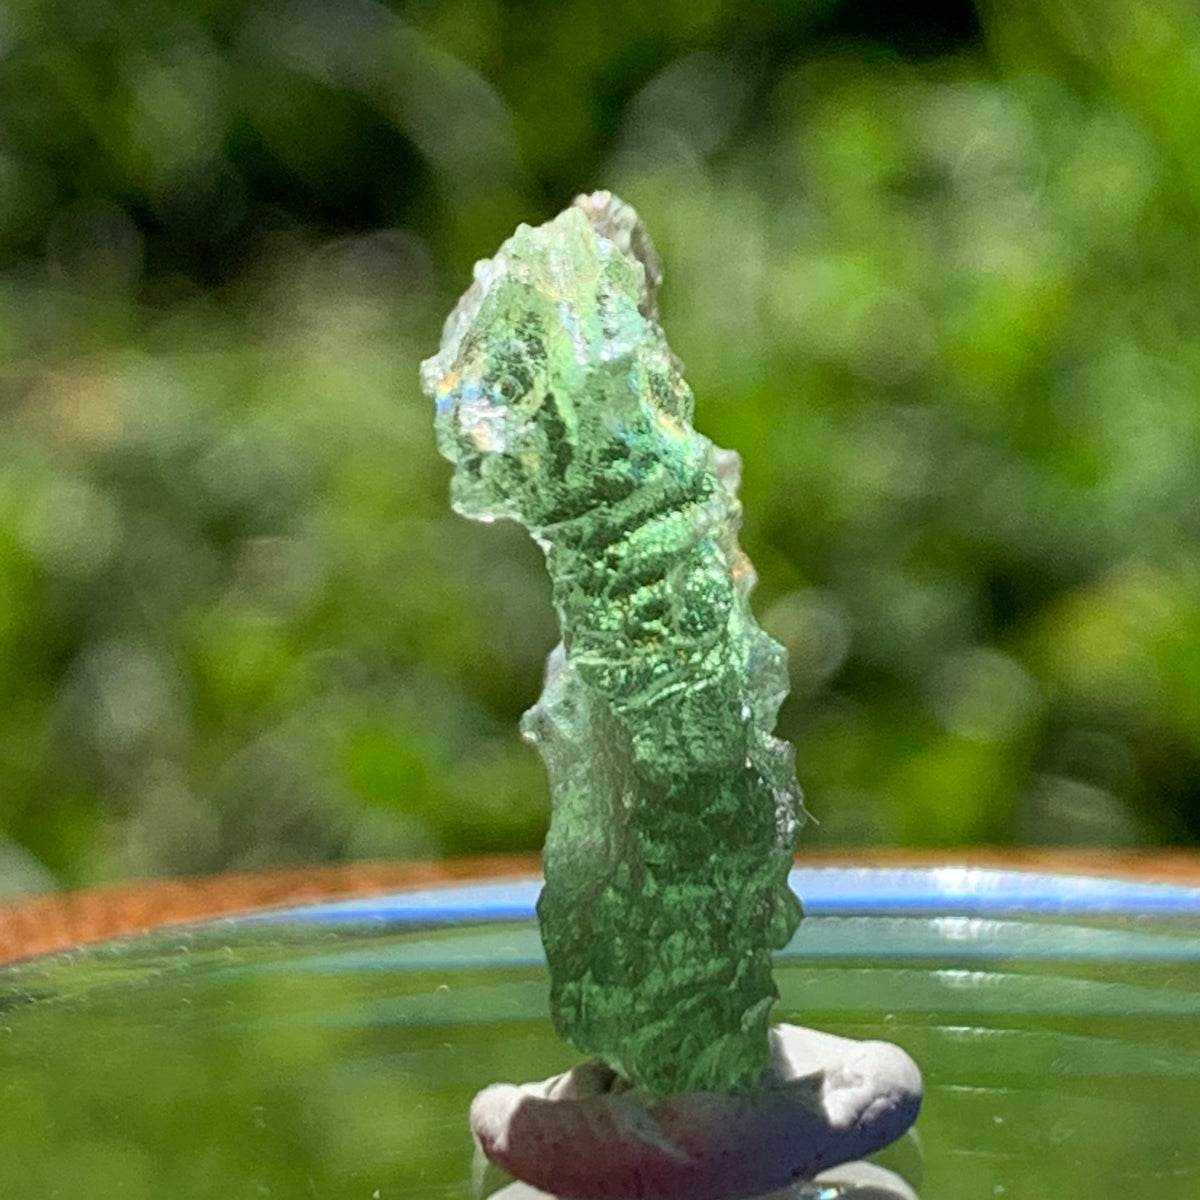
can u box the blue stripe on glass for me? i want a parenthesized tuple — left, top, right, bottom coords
(246, 866, 1200, 927)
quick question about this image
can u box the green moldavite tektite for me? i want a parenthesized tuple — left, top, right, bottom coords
(421, 193, 805, 1097)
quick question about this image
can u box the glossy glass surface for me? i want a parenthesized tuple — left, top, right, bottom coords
(2, 868, 1198, 1199)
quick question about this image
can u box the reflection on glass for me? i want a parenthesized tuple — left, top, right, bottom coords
(0, 883, 1197, 1199)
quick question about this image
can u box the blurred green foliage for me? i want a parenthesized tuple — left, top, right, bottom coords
(2, 0, 1199, 891)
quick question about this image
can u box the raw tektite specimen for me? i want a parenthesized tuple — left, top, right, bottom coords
(421, 193, 805, 1096)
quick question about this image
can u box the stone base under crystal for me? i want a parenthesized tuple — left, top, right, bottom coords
(470, 1024, 923, 1200)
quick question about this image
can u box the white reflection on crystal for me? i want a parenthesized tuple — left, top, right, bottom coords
(556, 299, 587, 364)
(457, 388, 508, 452)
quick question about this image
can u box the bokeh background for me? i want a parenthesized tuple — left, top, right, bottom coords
(2, 0, 1199, 895)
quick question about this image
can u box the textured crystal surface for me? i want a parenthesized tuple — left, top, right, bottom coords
(420, 192, 804, 1096)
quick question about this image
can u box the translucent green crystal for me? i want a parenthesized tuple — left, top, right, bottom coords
(420, 193, 804, 1097)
